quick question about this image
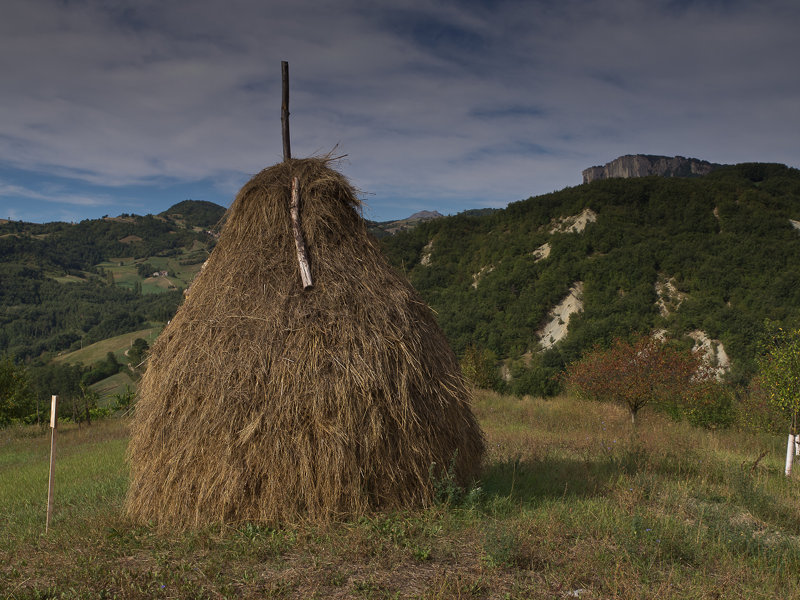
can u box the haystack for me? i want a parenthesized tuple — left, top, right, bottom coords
(125, 158, 484, 529)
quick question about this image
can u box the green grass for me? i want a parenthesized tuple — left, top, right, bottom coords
(90, 371, 136, 405)
(51, 274, 88, 284)
(3, 393, 800, 598)
(53, 326, 162, 367)
(0, 420, 128, 547)
(97, 248, 208, 294)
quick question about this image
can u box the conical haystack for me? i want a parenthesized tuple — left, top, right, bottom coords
(126, 158, 484, 529)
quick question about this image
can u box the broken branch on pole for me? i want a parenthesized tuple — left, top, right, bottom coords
(290, 177, 313, 290)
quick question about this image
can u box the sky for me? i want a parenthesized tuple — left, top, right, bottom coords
(1, 0, 799, 224)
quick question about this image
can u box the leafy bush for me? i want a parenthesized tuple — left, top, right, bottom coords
(81, 352, 123, 386)
(112, 385, 137, 413)
(460, 345, 500, 390)
(737, 376, 787, 434)
(683, 381, 736, 429)
(510, 363, 561, 397)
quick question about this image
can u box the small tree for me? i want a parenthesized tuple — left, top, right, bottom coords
(0, 355, 37, 427)
(564, 334, 703, 426)
(757, 326, 800, 475)
(460, 345, 500, 390)
(128, 338, 150, 374)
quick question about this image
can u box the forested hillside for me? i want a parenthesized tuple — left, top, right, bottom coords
(3, 165, 800, 398)
(380, 163, 800, 392)
(0, 201, 223, 360)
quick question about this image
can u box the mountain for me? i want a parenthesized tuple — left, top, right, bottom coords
(583, 154, 723, 183)
(159, 200, 227, 229)
(407, 210, 444, 221)
(380, 162, 800, 394)
(368, 210, 444, 237)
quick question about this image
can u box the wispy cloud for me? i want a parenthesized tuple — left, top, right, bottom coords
(0, 182, 110, 207)
(0, 0, 798, 222)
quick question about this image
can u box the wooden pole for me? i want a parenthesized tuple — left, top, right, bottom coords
(281, 61, 291, 162)
(291, 177, 313, 289)
(46, 395, 58, 533)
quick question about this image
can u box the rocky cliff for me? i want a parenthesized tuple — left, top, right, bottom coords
(582, 155, 723, 184)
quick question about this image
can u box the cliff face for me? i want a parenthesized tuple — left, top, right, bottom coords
(582, 155, 723, 184)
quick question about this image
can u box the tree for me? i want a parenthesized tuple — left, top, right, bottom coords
(564, 334, 704, 426)
(460, 344, 500, 390)
(0, 355, 37, 426)
(128, 337, 149, 374)
(757, 325, 800, 475)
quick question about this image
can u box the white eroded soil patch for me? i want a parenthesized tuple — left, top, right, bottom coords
(689, 330, 730, 377)
(537, 282, 584, 350)
(471, 265, 494, 289)
(420, 240, 434, 266)
(655, 277, 687, 317)
(549, 208, 597, 234)
(790, 219, 800, 231)
(532, 242, 551, 262)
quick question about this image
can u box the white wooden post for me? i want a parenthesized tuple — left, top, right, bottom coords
(785, 433, 795, 477)
(46, 395, 58, 533)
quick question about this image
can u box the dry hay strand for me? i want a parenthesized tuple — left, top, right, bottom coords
(125, 158, 485, 530)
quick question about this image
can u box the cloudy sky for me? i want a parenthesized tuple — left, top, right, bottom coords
(1, 0, 798, 223)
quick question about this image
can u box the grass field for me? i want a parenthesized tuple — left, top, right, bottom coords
(2, 392, 800, 599)
(53, 326, 163, 367)
(90, 371, 136, 405)
(96, 250, 207, 294)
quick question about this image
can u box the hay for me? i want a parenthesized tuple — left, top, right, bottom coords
(125, 158, 485, 529)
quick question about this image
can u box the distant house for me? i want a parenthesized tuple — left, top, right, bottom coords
(151, 271, 169, 278)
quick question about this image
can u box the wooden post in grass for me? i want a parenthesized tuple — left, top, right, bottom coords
(46, 395, 58, 533)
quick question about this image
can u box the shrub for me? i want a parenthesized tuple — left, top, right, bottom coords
(683, 381, 736, 429)
(737, 376, 786, 434)
(461, 344, 501, 390)
(510, 364, 560, 398)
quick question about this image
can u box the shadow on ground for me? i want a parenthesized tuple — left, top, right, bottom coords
(479, 448, 647, 502)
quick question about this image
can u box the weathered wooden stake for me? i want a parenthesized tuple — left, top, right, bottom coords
(291, 177, 313, 289)
(281, 61, 291, 162)
(46, 394, 58, 533)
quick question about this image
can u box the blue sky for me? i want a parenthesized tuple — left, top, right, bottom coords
(1, 0, 799, 224)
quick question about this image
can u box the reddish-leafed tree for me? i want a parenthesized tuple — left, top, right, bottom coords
(564, 335, 707, 425)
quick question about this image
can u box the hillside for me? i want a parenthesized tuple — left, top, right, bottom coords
(159, 199, 227, 228)
(380, 163, 800, 392)
(0, 200, 223, 360)
(4, 167, 800, 397)
(367, 209, 444, 238)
